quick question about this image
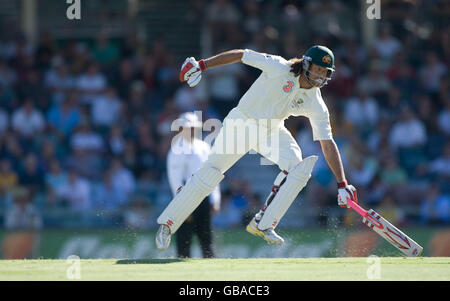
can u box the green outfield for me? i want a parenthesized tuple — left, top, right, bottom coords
(0, 257, 449, 281)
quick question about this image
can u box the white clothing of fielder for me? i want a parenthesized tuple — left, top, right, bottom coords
(157, 49, 332, 235)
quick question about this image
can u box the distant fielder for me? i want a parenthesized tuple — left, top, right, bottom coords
(156, 46, 358, 250)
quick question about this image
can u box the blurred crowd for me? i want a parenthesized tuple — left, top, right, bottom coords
(0, 0, 448, 230)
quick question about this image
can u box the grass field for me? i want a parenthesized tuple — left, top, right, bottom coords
(0, 257, 449, 281)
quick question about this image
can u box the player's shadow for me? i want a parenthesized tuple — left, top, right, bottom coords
(115, 259, 187, 265)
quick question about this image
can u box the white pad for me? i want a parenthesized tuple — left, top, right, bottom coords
(258, 155, 318, 230)
(157, 165, 224, 233)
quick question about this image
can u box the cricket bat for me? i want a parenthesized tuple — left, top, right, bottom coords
(347, 199, 423, 257)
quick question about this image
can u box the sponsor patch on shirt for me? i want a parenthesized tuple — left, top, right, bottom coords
(290, 98, 304, 109)
(283, 80, 294, 93)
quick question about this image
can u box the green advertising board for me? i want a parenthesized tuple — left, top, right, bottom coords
(0, 227, 447, 259)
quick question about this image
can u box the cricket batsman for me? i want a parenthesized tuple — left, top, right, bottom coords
(156, 45, 358, 250)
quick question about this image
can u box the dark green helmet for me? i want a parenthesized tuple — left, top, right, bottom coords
(302, 45, 335, 87)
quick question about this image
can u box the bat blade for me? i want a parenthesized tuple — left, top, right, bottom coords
(363, 209, 423, 257)
(348, 200, 423, 257)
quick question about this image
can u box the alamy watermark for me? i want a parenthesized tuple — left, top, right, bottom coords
(66, 0, 81, 20)
(170, 111, 282, 166)
(366, 0, 381, 20)
(66, 255, 81, 280)
(366, 255, 381, 280)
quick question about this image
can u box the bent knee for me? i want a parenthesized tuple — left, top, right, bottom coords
(286, 155, 318, 181)
(192, 164, 224, 192)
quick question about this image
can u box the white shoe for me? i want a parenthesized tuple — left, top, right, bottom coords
(156, 224, 171, 250)
(246, 218, 284, 245)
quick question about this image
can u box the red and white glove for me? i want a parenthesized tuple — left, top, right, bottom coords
(179, 57, 207, 87)
(337, 181, 358, 209)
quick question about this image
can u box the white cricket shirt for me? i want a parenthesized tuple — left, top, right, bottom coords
(237, 49, 333, 141)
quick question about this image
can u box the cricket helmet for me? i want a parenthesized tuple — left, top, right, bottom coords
(302, 45, 335, 88)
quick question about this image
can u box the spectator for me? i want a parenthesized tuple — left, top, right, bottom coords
(379, 157, 408, 186)
(126, 80, 150, 119)
(47, 93, 81, 136)
(4, 187, 42, 230)
(347, 154, 378, 188)
(19, 153, 44, 194)
(39, 139, 58, 172)
(376, 193, 406, 226)
(64, 148, 104, 180)
(367, 118, 391, 153)
(365, 175, 389, 205)
(213, 179, 249, 228)
(357, 62, 392, 98)
(419, 51, 448, 95)
(45, 159, 68, 206)
(107, 125, 126, 155)
(123, 196, 152, 229)
(92, 31, 119, 67)
(326, 56, 354, 98)
(174, 84, 207, 112)
(343, 88, 379, 129)
(280, 30, 303, 60)
(305, 0, 348, 37)
(2, 133, 24, 168)
(123, 139, 139, 172)
(17, 70, 46, 104)
(70, 122, 104, 153)
(156, 97, 180, 138)
(0, 159, 18, 197)
(76, 62, 107, 104)
(389, 107, 427, 150)
(44, 58, 75, 104)
(212, 195, 244, 228)
(242, 0, 263, 35)
(136, 169, 159, 198)
(35, 31, 57, 70)
(388, 53, 416, 99)
(205, 0, 241, 51)
(420, 185, 450, 224)
(55, 169, 91, 211)
(372, 25, 402, 61)
(11, 99, 45, 138)
(112, 59, 136, 99)
(140, 57, 157, 94)
(93, 171, 128, 210)
(109, 158, 136, 199)
(428, 142, 450, 179)
(91, 87, 122, 127)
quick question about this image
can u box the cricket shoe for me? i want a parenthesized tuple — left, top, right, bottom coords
(246, 218, 284, 245)
(156, 224, 171, 250)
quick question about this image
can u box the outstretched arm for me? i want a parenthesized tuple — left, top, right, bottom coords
(180, 49, 244, 87)
(203, 49, 244, 69)
(319, 139, 346, 183)
(320, 138, 358, 208)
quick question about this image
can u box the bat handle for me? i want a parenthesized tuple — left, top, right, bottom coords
(347, 199, 369, 218)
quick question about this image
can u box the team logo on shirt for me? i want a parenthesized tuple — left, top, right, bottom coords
(283, 81, 294, 93)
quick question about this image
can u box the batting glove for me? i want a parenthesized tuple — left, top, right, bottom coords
(179, 57, 207, 87)
(337, 181, 358, 209)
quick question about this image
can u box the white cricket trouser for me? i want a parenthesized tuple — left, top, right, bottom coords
(158, 107, 307, 233)
(206, 107, 303, 173)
